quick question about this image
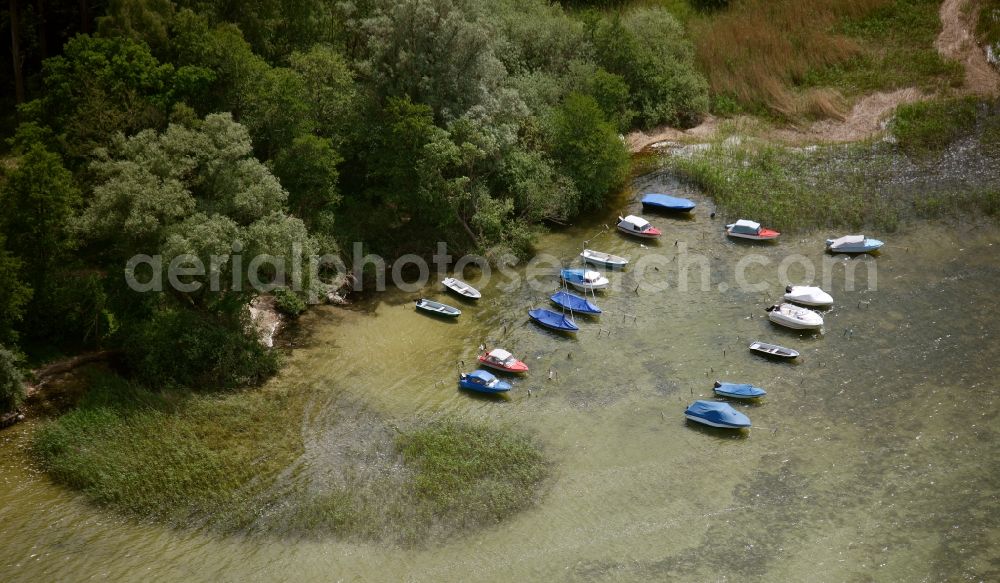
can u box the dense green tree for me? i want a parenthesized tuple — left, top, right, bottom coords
(591, 9, 708, 128)
(271, 134, 341, 233)
(78, 113, 323, 387)
(565, 61, 635, 132)
(0, 236, 33, 345)
(80, 113, 288, 250)
(0, 144, 80, 290)
(175, 0, 339, 63)
(484, 0, 587, 75)
(288, 45, 358, 143)
(97, 0, 176, 55)
(168, 9, 311, 157)
(497, 148, 580, 224)
(125, 307, 277, 388)
(352, 0, 506, 121)
(549, 93, 629, 210)
(0, 347, 25, 413)
(20, 34, 209, 163)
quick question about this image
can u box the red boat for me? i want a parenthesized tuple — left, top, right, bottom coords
(617, 215, 661, 239)
(477, 348, 529, 374)
(725, 219, 780, 241)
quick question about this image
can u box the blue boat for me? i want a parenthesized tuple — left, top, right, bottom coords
(550, 291, 602, 315)
(528, 308, 579, 332)
(641, 193, 696, 212)
(560, 268, 609, 292)
(684, 400, 751, 429)
(459, 369, 512, 394)
(826, 235, 884, 254)
(713, 381, 767, 399)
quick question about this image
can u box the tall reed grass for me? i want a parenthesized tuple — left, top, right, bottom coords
(690, 0, 960, 119)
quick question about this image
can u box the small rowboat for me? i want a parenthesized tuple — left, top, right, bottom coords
(784, 285, 833, 307)
(641, 193, 696, 212)
(726, 219, 780, 241)
(478, 348, 529, 373)
(766, 303, 823, 330)
(617, 215, 661, 239)
(581, 248, 629, 268)
(826, 235, 884, 254)
(415, 298, 461, 317)
(528, 308, 579, 332)
(748, 341, 799, 359)
(713, 381, 767, 399)
(560, 268, 609, 292)
(550, 291, 601, 314)
(459, 370, 511, 394)
(442, 277, 481, 299)
(684, 400, 751, 429)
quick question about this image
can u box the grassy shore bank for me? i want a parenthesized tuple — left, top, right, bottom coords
(33, 370, 549, 543)
(664, 98, 1000, 231)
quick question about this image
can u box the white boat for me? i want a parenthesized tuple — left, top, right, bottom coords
(616, 215, 661, 239)
(560, 269, 609, 292)
(765, 303, 823, 330)
(783, 285, 833, 307)
(725, 219, 780, 241)
(826, 235, 884, 254)
(442, 277, 481, 299)
(580, 249, 629, 268)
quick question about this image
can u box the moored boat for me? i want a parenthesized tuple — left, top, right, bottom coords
(580, 248, 629, 268)
(442, 277, 482, 299)
(477, 348, 529, 374)
(560, 268, 609, 292)
(684, 400, 751, 429)
(783, 285, 833, 307)
(415, 298, 461, 317)
(725, 219, 780, 241)
(826, 235, 883, 254)
(748, 340, 800, 359)
(550, 290, 601, 314)
(459, 369, 512, 394)
(713, 381, 767, 399)
(528, 308, 579, 332)
(641, 193, 696, 212)
(766, 303, 824, 330)
(616, 215, 661, 239)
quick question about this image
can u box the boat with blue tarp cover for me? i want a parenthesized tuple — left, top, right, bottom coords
(641, 193, 696, 212)
(550, 291, 601, 314)
(684, 400, 752, 428)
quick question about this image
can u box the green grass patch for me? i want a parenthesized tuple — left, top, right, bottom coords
(668, 143, 886, 232)
(803, 0, 964, 96)
(979, 0, 1000, 48)
(33, 371, 307, 526)
(32, 371, 549, 543)
(892, 96, 979, 158)
(397, 419, 549, 529)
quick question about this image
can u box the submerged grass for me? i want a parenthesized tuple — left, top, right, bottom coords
(33, 371, 307, 526)
(669, 143, 891, 232)
(32, 371, 549, 543)
(397, 419, 549, 529)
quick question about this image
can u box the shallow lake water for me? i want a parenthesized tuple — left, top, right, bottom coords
(1, 171, 998, 581)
